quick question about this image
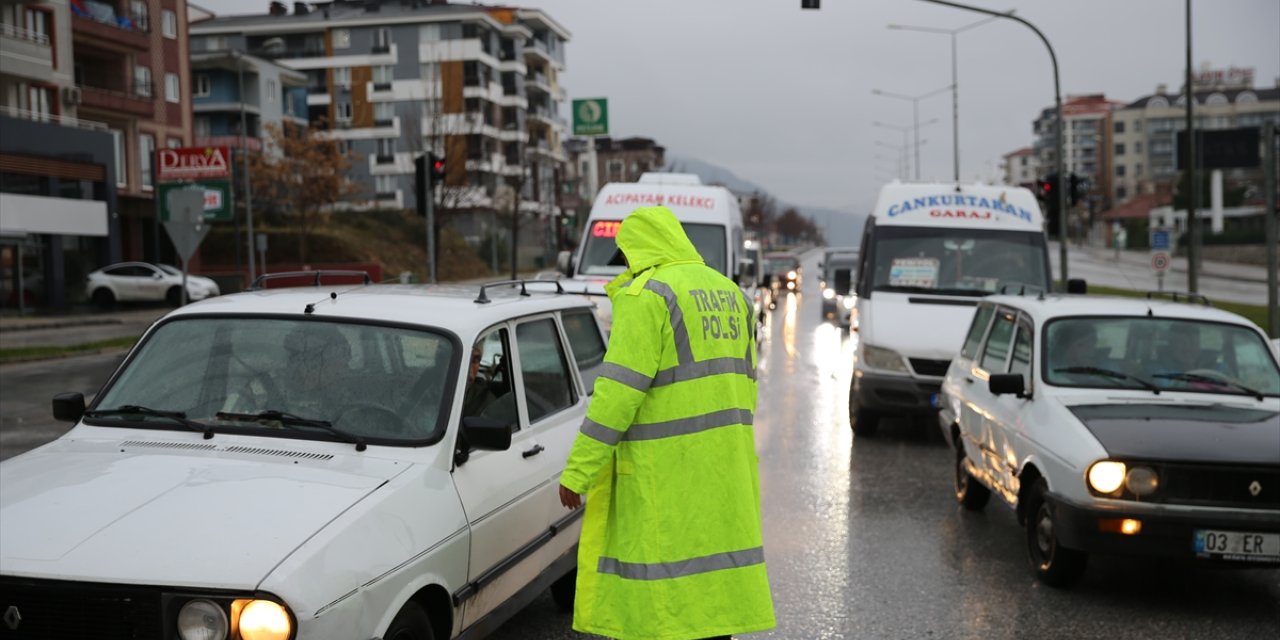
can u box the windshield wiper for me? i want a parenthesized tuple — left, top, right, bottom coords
(1053, 367, 1162, 394)
(1150, 372, 1265, 401)
(215, 409, 368, 451)
(84, 405, 215, 439)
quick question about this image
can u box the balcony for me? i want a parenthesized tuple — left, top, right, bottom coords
(0, 23, 53, 80)
(72, 3, 150, 52)
(523, 39, 553, 64)
(525, 73, 552, 96)
(0, 105, 108, 132)
(79, 81, 155, 118)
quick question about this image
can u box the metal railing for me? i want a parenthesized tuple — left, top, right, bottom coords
(0, 104, 109, 131)
(0, 22, 50, 45)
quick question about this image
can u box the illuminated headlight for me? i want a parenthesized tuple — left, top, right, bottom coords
(177, 599, 229, 640)
(235, 599, 293, 640)
(786, 282, 795, 290)
(787, 270, 797, 280)
(1088, 461, 1126, 494)
(1125, 466, 1159, 496)
(842, 297, 856, 309)
(861, 344, 909, 373)
(823, 288, 835, 299)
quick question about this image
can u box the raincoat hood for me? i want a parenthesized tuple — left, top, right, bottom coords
(617, 206, 704, 273)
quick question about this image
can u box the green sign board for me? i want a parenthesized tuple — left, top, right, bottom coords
(158, 180, 233, 222)
(572, 98, 609, 136)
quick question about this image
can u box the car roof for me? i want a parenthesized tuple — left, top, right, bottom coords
(164, 283, 597, 340)
(983, 293, 1259, 328)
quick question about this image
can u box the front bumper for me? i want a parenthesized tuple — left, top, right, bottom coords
(1049, 494, 1280, 565)
(851, 370, 941, 413)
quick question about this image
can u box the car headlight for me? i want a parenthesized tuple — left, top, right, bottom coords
(861, 344, 909, 373)
(823, 288, 835, 299)
(1087, 460, 1126, 494)
(1124, 465, 1159, 497)
(842, 297, 856, 309)
(178, 599, 229, 640)
(787, 270, 797, 280)
(235, 599, 293, 640)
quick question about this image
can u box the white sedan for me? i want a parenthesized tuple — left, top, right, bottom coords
(940, 292, 1280, 587)
(86, 262, 220, 307)
(1, 276, 603, 639)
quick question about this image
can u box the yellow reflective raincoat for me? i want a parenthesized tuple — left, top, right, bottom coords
(560, 206, 775, 640)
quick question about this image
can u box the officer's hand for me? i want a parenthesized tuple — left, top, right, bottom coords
(559, 484, 582, 510)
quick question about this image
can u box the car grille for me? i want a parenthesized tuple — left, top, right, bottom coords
(1158, 464, 1280, 510)
(0, 577, 164, 639)
(909, 358, 951, 377)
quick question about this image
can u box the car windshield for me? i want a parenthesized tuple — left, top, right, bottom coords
(578, 220, 727, 276)
(91, 318, 457, 444)
(766, 257, 798, 273)
(1043, 317, 1280, 397)
(868, 227, 1048, 296)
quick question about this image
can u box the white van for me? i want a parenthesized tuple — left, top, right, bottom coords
(850, 182, 1050, 437)
(558, 173, 746, 329)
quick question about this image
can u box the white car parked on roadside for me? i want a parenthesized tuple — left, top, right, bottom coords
(940, 292, 1280, 587)
(1, 274, 605, 639)
(86, 262, 221, 307)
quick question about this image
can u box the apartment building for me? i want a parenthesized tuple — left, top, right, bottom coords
(190, 50, 309, 151)
(1031, 94, 1123, 212)
(190, 0, 570, 220)
(1001, 147, 1038, 187)
(1, 0, 121, 310)
(1108, 72, 1280, 205)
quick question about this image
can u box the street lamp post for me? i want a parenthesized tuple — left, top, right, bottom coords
(911, 0, 1069, 284)
(888, 13, 1007, 183)
(872, 87, 950, 180)
(234, 50, 257, 282)
(874, 118, 939, 181)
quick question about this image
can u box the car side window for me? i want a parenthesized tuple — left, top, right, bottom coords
(462, 328, 519, 431)
(561, 310, 606, 394)
(515, 318, 577, 424)
(961, 305, 996, 359)
(979, 310, 1017, 373)
(1009, 322, 1033, 379)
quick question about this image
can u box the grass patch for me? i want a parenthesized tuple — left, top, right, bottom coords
(0, 336, 138, 364)
(1086, 284, 1269, 330)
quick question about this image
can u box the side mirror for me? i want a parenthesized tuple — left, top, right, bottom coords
(989, 373, 1027, 397)
(153, 272, 164, 279)
(460, 415, 512, 451)
(53, 392, 86, 423)
(762, 273, 773, 287)
(1066, 278, 1088, 294)
(556, 250, 572, 276)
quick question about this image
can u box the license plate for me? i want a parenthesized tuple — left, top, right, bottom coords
(1194, 529, 1280, 562)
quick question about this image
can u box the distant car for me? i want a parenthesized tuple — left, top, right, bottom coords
(86, 262, 220, 307)
(818, 250, 858, 327)
(1, 275, 600, 638)
(765, 252, 801, 301)
(940, 292, 1280, 587)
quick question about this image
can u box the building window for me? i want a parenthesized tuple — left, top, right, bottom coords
(139, 134, 155, 188)
(1135, 141, 1143, 154)
(167, 137, 182, 149)
(1114, 143, 1125, 156)
(1114, 121, 1125, 134)
(164, 73, 180, 103)
(1134, 120, 1143, 132)
(374, 102, 394, 124)
(130, 0, 149, 31)
(607, 160, 624, 180)
(377, 138, 395, 159)
(162, 9, 177, 38)
(194, 117, 210, 139)
(333, 67, 351, 89)
(374, 27, 392, 51)
(110, 129, 127, 186)
(1135, 163, 1143, 177)
(336, 102, 352, 123)
(375, 175, 395, 195)
(332, 28, 350, 49)
(22, 7, 48, 41)
(194, 74, 210, 97)
(267, 79, 277, 103)
(25, 85, 52, 120)
(1116, 165, 1126, 177)
(134, 65, 152, 97)
(373, 65, 393, 84)
(1116, 186, 1127, 200)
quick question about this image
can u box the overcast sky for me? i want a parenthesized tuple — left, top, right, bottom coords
(215, 0, 1280, 214)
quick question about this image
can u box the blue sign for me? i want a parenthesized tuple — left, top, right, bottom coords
(1151, 229, 1171, 251)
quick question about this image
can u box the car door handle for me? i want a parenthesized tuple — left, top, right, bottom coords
(522, 444, 545, 459)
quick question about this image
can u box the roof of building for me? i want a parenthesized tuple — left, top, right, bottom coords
(193, 0, 570, 39)
(1122, 86, 1280, 110)
(1003, 147, 1034, 158)
(189, 50, 308, 83)
(1100, 193, 1164, 220)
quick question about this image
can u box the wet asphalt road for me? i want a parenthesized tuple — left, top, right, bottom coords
(2, 255, 1277, 638)
(488, 251, 1280, 639)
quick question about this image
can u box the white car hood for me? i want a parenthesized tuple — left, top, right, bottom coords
(862, 292, 980, 361)
(0, 438, 408, 590)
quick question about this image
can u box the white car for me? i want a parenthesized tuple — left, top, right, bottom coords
(939, 292, 1280, 587)
(87, 262, 221, 307)
(1, 275, 605, 639)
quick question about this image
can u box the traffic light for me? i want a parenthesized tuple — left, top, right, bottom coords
(1038, 173, 1062, 238)
(1068, 173, 1087, 207)
(801, 0, 820, 8)
(414, 153, 447, 217)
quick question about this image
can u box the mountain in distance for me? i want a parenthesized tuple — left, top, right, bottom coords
(663, 153, 866, 247)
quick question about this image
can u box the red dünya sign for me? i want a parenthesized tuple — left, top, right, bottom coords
(157, 147, 232, 182)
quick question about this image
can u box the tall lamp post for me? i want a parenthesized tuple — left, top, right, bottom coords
(873, 118, 939, 181)
(872, 86, 950, 180)
(887, 13, 1007, 183)
(233, 50, 256, 282)
(910, 0, 1069, 284)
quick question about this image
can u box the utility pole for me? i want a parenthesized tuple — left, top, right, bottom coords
(235, 50, 256, 282)
(1185, 0, 1199, 292)
(1263, 121, 1277, 338)
(873, 86, 949, 180)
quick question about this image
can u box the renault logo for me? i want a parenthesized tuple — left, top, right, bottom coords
(1249, 481, 1262, 497)
(3, 606, 20, 631)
